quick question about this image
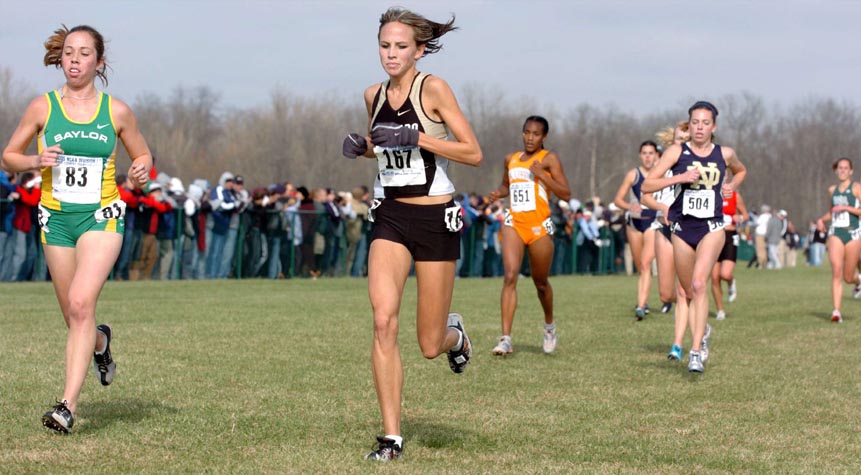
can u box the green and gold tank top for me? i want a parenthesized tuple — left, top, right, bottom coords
(831, 181, 859, 230)
(38, 90, 119, 212)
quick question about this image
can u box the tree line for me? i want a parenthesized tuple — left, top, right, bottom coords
(2, 66, 859, 225)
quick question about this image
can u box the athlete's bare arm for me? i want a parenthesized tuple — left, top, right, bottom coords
(112, 98, 152, 188)
(1, 96, 54, 172)
(613, 168, 638, 212)
(531, 152, 571, 201)
(488, 155, 511, 201)
(419, 76, 481, 167)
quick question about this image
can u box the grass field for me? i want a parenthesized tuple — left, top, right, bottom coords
(1, 266, 859, 474)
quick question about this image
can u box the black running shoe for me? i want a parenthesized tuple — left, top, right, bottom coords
(446, 313, 471, 373)
(365, 436, 402, 461)
(644, 304, 650, 315)
(42, 400, 74, 433)
(93, 324, 115, 386)
(661, 302, 673, 314)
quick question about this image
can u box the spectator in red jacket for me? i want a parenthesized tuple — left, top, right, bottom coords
(129, 182, 172, 280)
(9, 172, 41, 281)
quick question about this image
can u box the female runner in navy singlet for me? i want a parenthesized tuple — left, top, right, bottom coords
(341, 7, 482, 461)
(642, 101, 746, 373)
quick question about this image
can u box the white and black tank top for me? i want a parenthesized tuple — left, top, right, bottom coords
(370, 72, 454, 199)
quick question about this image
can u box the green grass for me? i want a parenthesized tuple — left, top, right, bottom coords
(1, 266, 859, 474)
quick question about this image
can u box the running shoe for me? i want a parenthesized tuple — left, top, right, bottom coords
(667, 344, 682, 361)
(832, 310, 843, 323)
(701, 324, 712, 363)
(688, 350, 704, 373)
(542, 328, 557, 354)
(492, 336, 513, 356)
(661, 302, 673, 314)
(635, 307, 646, 321)
(644, 304, 651, 315)
(93, 324, 115, 386)
(365, 436, 402, 461)
(854, 277, 861, 299)
(446, 313, 471, 373)
(42, 400, 74, 434)
(716, 310, 726, 321)
(728, 279, 738, 303)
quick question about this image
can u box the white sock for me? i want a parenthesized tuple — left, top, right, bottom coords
(453, 330, 464, 352)
(385, 434, 403, 447)
(544, 322, 555, 333)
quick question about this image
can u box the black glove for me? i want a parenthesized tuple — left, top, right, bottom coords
(342, 133, 368, 159)
(370, 123, 419, 148)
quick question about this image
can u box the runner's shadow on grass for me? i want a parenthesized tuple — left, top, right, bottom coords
(404, 418, 493, 450)
(77, 398, 178, 434)
(811, 311, 835, 322)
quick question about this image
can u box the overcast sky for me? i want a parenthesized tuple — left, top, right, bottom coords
(2, 0, 860, 115)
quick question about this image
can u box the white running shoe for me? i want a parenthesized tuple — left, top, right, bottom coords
(701, 324, 712, 363)
(854, 276, 861, 299)
(832, 310, 843, 323)
(716, 310, 726, 321)
(542, 329, 557, 354)
(688, 350, 704, 373)
(728, 279, 737, 303)
(492, 336, 513, 355)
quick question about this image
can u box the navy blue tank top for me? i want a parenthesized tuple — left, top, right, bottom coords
(668, 143, 726, 223)
(632, 168, 657, 220)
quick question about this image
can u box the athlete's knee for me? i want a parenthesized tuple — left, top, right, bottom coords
(372, 313, 399, 343)
(533, 279, 550, 296)
(720, 270, 734, 282)
(502, 270, 519, 287)
(843, 270, 858, 284)
(691, 277, 709, 297)
(659, 287, 675, 304)
(67, 294, 96, 324)
(417, 333, 446, 359)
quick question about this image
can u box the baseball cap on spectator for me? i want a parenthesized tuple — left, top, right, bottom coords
(779, 209, 787, 217)
(235, 175, 244, 185)
(145, 182, 162, 193)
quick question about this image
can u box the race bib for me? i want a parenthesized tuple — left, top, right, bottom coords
(542, 217, 556, 236)
(94, 199, 126, 223)
(833, 211, 850, 228)
(52, 154, 104, 204)
(367, 199, 382, 223)
(37, 205, 52, 233)
(509, 181, 536, 212)
(503, 208, 513, 227)
(444, 202, 463, 232)
(374, 146, 426, 188)
(682, 189, 715, 218)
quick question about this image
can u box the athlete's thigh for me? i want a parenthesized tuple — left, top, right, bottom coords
(527, 234, 554, 281)
(655, 231, 676, 281)
(43, 243, 78, 315)
(720, 260, 735, 280)
(693, 230, 725, 282)
(501, 226, 526, 276)
(843, 239, 861, 270)
(672, 235, 697, 294)
(827, 236, 845, 274)
(414, 259, 456, 339)
(640, 228, 656, 266)
(627, 227, 644, 271)
(368, 239, 413, 316)
(68, 231, 123, 304)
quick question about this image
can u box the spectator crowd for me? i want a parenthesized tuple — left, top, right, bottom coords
(1, 167, 815, 283)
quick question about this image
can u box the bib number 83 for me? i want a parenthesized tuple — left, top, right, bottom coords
(65, 167, 88, 187)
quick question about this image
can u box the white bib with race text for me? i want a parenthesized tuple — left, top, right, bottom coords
(682, 189, 715, 219)
(833, 211, 850, 228)
(374, 146, 426, 188)
(509, 181, 537, 212)
(52, 154, 103, 204)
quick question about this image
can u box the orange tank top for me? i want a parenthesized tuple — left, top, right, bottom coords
(507, 149, 552, 222)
